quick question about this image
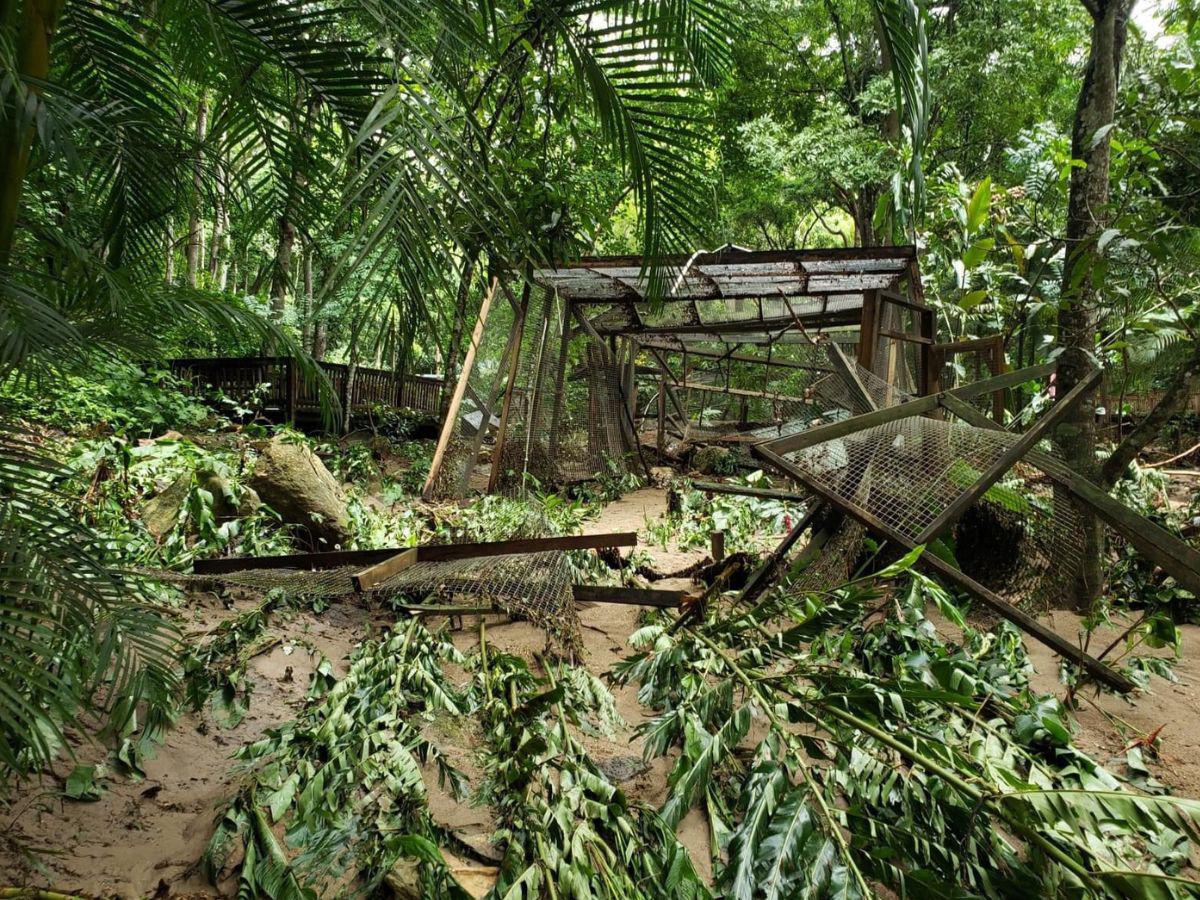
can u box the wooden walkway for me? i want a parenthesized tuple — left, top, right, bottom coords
(163, 356, 443, 426)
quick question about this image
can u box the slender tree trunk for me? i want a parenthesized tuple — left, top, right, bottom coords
(300, 242, 313, 350)
(185, 95, 207, 287)
(165, 222, 175, 285)
(441, 248, 479, 412)
(1056, 0, 1133, 610)
(269, 87, 313, 345)
(209, 157, 229, 289)
(313, 320, 328, 360)
(0, 0, 65, 267)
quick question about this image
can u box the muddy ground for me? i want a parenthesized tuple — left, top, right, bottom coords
(2, 485, 1198, 898)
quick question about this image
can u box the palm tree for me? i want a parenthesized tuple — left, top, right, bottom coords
(0, 0, 929, 782)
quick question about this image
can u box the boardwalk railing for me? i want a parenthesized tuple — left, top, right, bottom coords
(162, 356, 443, 424)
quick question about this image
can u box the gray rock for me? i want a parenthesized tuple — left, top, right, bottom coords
(250, 437, 351, 550)
(596, 755, 648, 783)
(140, 472, 191, 539)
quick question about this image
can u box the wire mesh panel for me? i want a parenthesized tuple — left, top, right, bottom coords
(495, 288, 632, 492)
(426, 290, 519, 500)
(167, 549, 581, 649)
(777, 412, 1087, 608)
(871, 300, 922, 396)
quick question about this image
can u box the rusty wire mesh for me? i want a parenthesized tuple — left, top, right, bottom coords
(163, 550, 581, 649)
(778, 409, 1087, 608)
(495, 287, 632, 492)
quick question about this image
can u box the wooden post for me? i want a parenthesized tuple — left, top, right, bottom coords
(546, 297, 572, 456)
(990, 334, 1006, 423)
(856, 289, 880, 372)
(919, 307, 937, 396)
(423, 277, 500, 500)
(486, 281, 532, 492)
(657, 361, 666, 455)
(710, 530, 725, 562)
(285, 358, 297, 424)
(624, 337, 638, 420)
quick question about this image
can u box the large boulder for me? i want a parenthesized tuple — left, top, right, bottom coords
(250, 437, 351, 550)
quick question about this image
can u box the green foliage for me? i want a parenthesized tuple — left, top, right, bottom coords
(0, 425, 180, 785)
(650, 471, 797, 555)
(1, 362, 210, 436)
(203, 618, 470, 895)
(613, 553, 1200, 897)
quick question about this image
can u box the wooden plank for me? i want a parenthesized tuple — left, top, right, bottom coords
(914, 369, 1101, 544)
(878, 329, 932, 345)
(941, 393, 1200, 598)
(711, 531, 726, 562)
(423, 277, 500, 500)
(572, 585, 686, 608)
(877, 289, 931, 314)
(691, 481, 808, 502)
(738, 501, 824, 605)
(352, 548, 418, 593)
(194, 532, 638, 575)
(856, 290, 880, 371)
(750, 444, 1135, 693)
(761, 362, 1056, 457)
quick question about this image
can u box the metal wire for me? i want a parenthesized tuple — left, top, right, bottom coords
(161, 549, 581, 649)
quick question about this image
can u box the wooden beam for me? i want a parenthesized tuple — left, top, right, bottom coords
(423, 277, 500, 500)
(193, 532, 639, 575)
(750, 444, 1134, 692)
(691, 481, 808, 502)
(914, 369, 1101, 544)
(639, 340, 834, 373)
(941, 394, 1200, 598)
(672, 380, 814, 404)
(738, 501, 824, 605)
(572, 585, 686, 608)
(352, 549, 418, 593)
(762, 362, 1056, 457)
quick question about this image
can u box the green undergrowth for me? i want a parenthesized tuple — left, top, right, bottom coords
(644, 470, 800, 556)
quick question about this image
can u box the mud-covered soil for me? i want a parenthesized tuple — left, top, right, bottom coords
(2, 483, 1200, 898)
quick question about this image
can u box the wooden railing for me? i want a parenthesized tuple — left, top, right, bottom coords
(162, 356, 443, 424)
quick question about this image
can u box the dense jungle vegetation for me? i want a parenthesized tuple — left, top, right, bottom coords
(4, 0, 1200, 897)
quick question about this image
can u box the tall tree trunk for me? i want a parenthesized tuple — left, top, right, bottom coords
(441, 248, 479, 412)
(209, 157, 229, 289)
(0, 0, 65, 267)
(312, 319, 327, 360)
(1056, 0, 1133, 611)
(185, 95, 207, 287)
(300, 242, 313, 350)
(165, 222, 175, 285)
(269, 87, 312, 346)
